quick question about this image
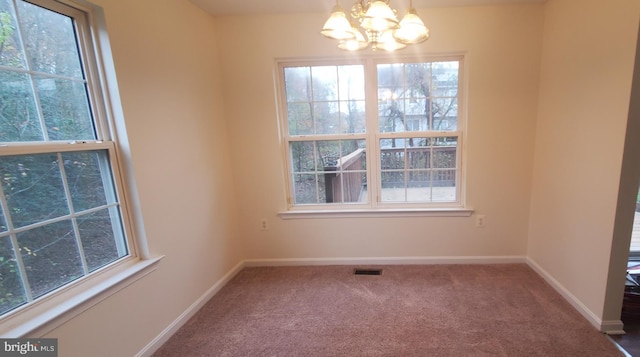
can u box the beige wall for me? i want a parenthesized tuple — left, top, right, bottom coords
(528, 0, 640, 328)
(40, 1, 244, 356)
(29, 0, 640, 355)
(216, 4, 543, 261)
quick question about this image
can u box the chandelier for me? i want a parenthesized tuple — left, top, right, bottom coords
(321, 0, 430, 51)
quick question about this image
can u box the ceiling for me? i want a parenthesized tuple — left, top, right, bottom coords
(189, 0, 546, 16)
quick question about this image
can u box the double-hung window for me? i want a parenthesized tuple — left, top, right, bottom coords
(0, 0, 141, 324)
(278, 56, 464, 211)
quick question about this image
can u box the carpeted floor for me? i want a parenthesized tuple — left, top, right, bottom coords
(153, 264, 625, 356)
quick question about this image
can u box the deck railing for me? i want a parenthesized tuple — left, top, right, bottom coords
(324, 146, 456, 203)
(380, 146, 456, 188)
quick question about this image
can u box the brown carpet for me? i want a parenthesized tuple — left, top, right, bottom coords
(153, 264, 625, 356)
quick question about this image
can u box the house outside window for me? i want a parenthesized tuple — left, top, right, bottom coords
(0, 0, 142, 323)
(277, 56, 464, 211)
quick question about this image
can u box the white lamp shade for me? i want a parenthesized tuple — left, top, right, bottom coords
(394, 9, 429, 44)
(360, 1, 398, 32)
(321, 5, 356, 40)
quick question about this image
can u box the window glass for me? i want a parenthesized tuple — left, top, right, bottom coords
(380, 137, 457, 202)
(290, 139, 367, 204)
(285, 65, 365, 136)
(0, 1, 95, 143)
(0, 150, 128, 310)
(281, 58, 462, 208)
(0, 0, 131, 319)
(378, 61, 459, 133)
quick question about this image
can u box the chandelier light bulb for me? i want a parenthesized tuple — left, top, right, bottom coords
(338, 28, 369, 51)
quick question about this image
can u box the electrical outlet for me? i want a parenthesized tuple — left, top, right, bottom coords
(260, 219, 268, 231)
(476, 215, 486, 228)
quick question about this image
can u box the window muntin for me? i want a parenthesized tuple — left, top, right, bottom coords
(280, 57, 464, 209)
(0, 0, 133, 318)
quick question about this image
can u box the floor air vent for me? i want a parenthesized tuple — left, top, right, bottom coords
(353, 268, 383, 276)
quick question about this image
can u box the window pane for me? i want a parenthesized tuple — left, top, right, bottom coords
(17, 1, 84, 78)
(0, 0, 26, 69)
(378, 61, 458, 133)
(380, 136, 457, 203)
(433, 144, 457, 169)
(407, 139, 431, 170)
(312, 66, 338, 101)
(287, 102, 312, 136)
(293, 174, 323, 204)
(317, 140, 343, 169)
(62, 151, 110, 212)
(290, 140, 366, 204)
(17, 219, 83, 298)
(77, 209, 126, 272)
(339, 100, 365, 134)
(285, 64, 365, 136)
(314, 102, 340, 135)
(433, 97, 457, 131)
(378, 94, 405, 133)
(1, 153, 69, 228)
(290, 141, 316, 173)
(0, 70, 43, 142)
(0, 236, 27, 314)
(338, 65, 365, 100)
(284, 67, 311, 102)
(381, 171, 405, 202)
(432, 61, 459, 97)
(37, 76, 94, 141)
(380, 147, 405, 170)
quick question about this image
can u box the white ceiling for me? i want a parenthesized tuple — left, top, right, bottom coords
(189, 0, 546, 16)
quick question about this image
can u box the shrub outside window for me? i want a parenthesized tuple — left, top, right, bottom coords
(0, 0, 136, 320)
(278, 57, 464, 210)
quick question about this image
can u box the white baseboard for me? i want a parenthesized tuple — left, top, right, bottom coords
(135, 261, 245, 357)
(244, 255, 526, 267)
(526, 257, 623, 334)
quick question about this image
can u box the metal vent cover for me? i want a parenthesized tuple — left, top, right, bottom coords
(353, 268, 383, 276)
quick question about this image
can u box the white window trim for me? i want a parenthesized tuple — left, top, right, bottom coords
(276, 54, 469, 215)
(1, 256, 162, 337)
(0, 0, 161, 336)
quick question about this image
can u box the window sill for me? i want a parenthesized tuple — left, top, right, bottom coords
(1, 255, 164, 337)
(278, 207, 474, 219)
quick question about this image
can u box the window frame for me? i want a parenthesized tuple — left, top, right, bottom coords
(0, 0, 159, 337)
(276, 55, 470, 217)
